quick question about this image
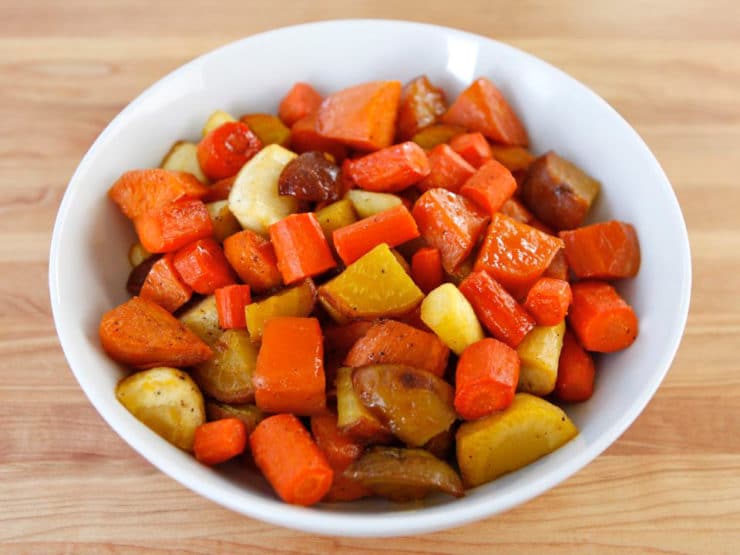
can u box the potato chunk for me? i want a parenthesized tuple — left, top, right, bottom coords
(245, 279, 316, 341)
(116, 367, 205, 451)
(192, 329, 258, 403)
(456, 393, 577, 487)
(516, 321, 566, 396)
(161, 141, 208, 183)
(345, 189, 402, 219)
(420, 283, 484, 355)
(178, 295, 221, 346)
(336, 366, 393, 444)
(202, 109, 236, 136)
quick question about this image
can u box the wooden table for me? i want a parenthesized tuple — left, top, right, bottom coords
(2, 1, 739, 553)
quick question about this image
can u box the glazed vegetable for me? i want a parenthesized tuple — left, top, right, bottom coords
(192, 329, 257, 403)
(516, 321, 566, 396)
(139, 253, 192, 312)
(214, 284, 252, 329)
(250, 414, 333, 506)
(490, 145, 535, 173)
(134, 198, 213, 253)
(161, 141, 209, 183)
(198, 121, 263, 181)
(347, 142, 431, 193)
(245, 279, 316, 341)
(269, 212, 336, 284)
(193, 418, 247, 465)
(569, 281, 638, 352)
(396, 75, 447, 141)
(336, 366, 394, 444)
(456, 393, 577, 487)
(253, 317, 326, 415)
(116, 367, 205, 451)
(521, 151, 600, 230)
(317, 80, 402, 151)
(420, 283, 484, 355)
(413, 188, 489, 274)
(555, 330, 596, 403)
(239, 113, 291, 147)
(126, 255, 160, 295)
(290, 112, 348, 161)
(410, 247, 444, 294)
(333, 204, 420, 265)
(279, 82, 323, 127)
(345, 447, 463, 501)
(449, 132, 493, 169)
(100, 296, 212, 369)
(345, 319, 450, 377)
(543, 249, 569, 281)
(206, 200, 241, 243)
(417, 144, 475, 193)
(455, 338, 520, 420)
(178, 294, 221, 345)
(442, 77, 528, 146)
(314, 199, 358, 243)
(223, 229, 283, 294)
(172, 238, 235, 295)
(345, 189, 402, 218)
(411, 123, 465, 150)
(459, 158, 517, 216)
(352, 365, 456, 447)
(278, 151, 341, 202)
(318, 243, 423, 323)
(560, 220, 640, 279)
(205, 402, 263, 434)
(523, 277, 572, 326)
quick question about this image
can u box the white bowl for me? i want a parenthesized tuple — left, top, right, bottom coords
(49, 19, 691, 537)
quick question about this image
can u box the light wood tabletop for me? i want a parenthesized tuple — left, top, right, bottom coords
(2, 1, 739, 553)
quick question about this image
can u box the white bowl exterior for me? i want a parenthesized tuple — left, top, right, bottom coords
(49, 20, 691, 537)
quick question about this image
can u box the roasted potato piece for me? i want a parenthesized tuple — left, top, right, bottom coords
(228, 144, 299, 235)
(420, 283, 484, 355)
(206, 200, 241, 243)
(278, 151, 341, 202)
(489, 145, 535, 173)
(318, 244, 423, 323)
(202, 109, 236, 136)
(126, 254, 160, 295)
(516, 321, 566, 396)
(411, 124, 465, 150)
(178, 294, 221, 346)
(239, 113, 290, 147)
(345, 189, 402, 219)
(345, 447, 463, 501)
(397, 75, 448, 141)
(336, 366, 394, 444)
(205, 401, 263, 435)
(116, 367, 205, 451)
(161, 140, 209, 183)
(456, 393, 578, 487)
(128, 242, 153, 268)
(315, 199, 358, 243)
(521, 151, 601, 231)
(192, 329, 258, 403)
(352, 365, 456, 447)
(245, 279, 316, 341)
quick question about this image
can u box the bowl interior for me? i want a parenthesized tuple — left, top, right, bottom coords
(50, 20, 691, 536)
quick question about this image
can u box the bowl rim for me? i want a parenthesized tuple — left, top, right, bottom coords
(49, 18, 692, 537)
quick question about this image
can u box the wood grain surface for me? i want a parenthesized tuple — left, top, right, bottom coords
(2, 1, 739, 553)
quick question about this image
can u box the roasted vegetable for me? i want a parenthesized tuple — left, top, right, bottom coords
(315, 199, 358, 243)
(240, 113, 291, 147)
(278, 151, 341, 202)
(456, 393, 578, 487)
(205, 401, 263, 435)
(521, 151, 600, 230)
(202, 109, 236, 137)
(345, 189, 402, 218)
(161, 140, 209, 183)
(198, 121, 262, 181)
(569, 281, 638, 352)
(450, 132, 493, 169)
(397, 75, 448, 141)
(346, 142, 430, 193)
(345, 447, 463, 501)
(116, 367, 205, 451)
(178, 294, 221, 346)
(139, 253, 192, 312)
(223, 229, 283, 294)
(516, 321, 566, 396)
(245, 278, 316, 341)
(318, 243, 423, 323)
(411, 123, 465, 150)
(126, 254, 160, 296)
(336, 366, 393, 444)
(560, 220, 640, 280)
(420, 283, 484, 355)
(128, 242, 153, 268)
(269, 212, 336, 284)
(206, 200, 241, 243)
(192, 329, 258, 403)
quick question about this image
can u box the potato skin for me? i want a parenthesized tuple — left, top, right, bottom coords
(521, 151, 600, 231)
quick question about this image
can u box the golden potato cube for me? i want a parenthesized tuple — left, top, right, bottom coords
(245, 279, 316, 341)
(517, 321, 566, 396)
(420, 283, 484, 355)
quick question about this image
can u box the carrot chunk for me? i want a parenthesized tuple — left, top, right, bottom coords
(523, 277, 572, 326)
(269, 213, 336, 284)
(253, 317, 326, 415)
(109, 169, 208, 220)
(99, 296, 212, 369)
(223, 229, 283, 294)
(459, 159, 517, 215)
(194, 418, 247, 466)
(417, 144, 476, 193)
(333, 204, 419, 265)
(345, 319, 450, 377)
(133, 198, 213, 253)
(555, 330, 595, 402)
(250, 414, 333, 506)
(348, 142, 430, 193)
(317, 81, 402, 151)
(290, 112, 348, 162)
(474, 213, 564, 295)
(459, 270, 535, 348)
(543, 249, 569, 281)
(215, 284, 252, 329)
(449, 132, 493, 168)
(173, 238, 236, 295)
(499, 197, 534, 224)
(279, 82, 323, 127)
(412, 188, 489, 274)
(411, 247, 444, 294)
(396, 75, 448, 141)
(442, 77, 528, 146)
(197, 121, 262, 181)
(560, 221, 641, 280)
(454, 338, 520, 420)
(139, 253, 192, 312)
(569, 281, 638, 353)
